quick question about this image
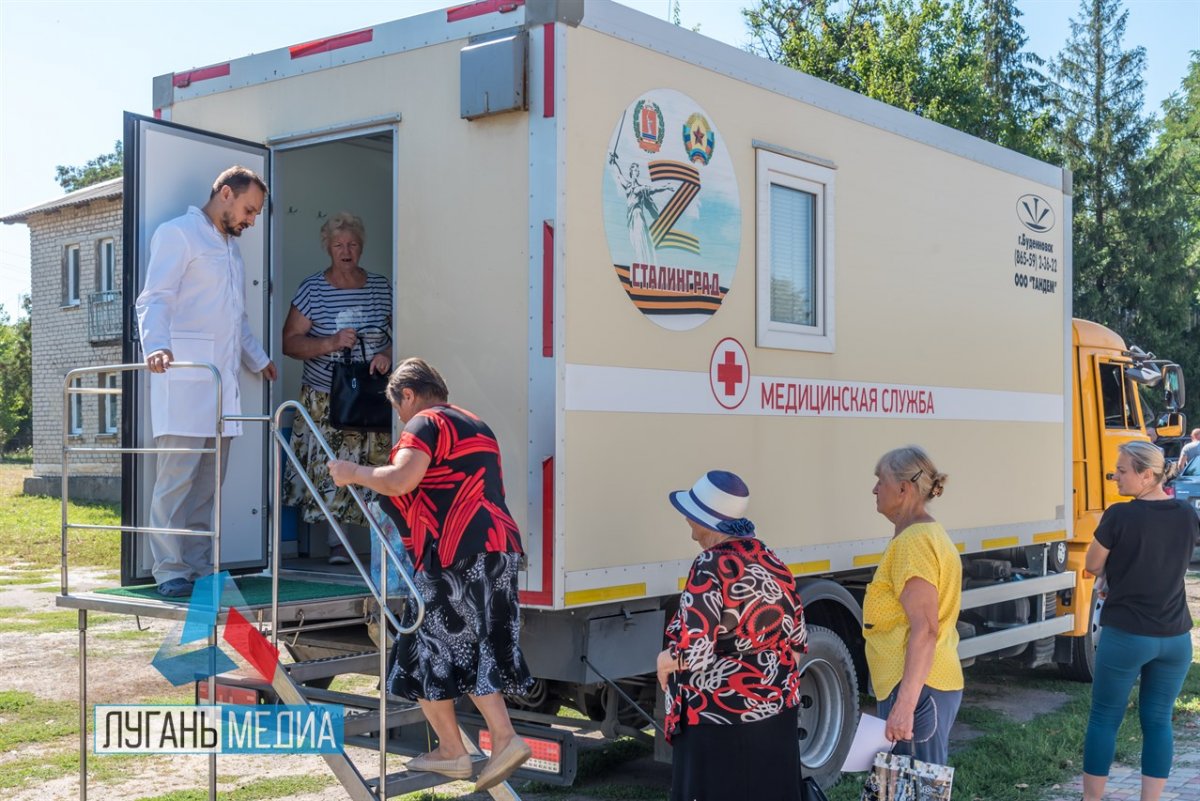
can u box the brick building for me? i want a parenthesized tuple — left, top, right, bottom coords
(0, 178, 124, 501)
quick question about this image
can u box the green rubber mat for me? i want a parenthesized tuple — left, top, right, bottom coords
(96, 576, 368, 606)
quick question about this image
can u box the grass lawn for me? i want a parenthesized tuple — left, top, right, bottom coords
(0, 463, 120, 570)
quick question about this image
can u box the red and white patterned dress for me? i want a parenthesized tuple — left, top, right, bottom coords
(663, 537, 807, 741)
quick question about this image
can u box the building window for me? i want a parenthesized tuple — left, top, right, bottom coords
(99, 372, 119, 435)
(98, 238, 116, 293)
(755, 149, 836, 352)
(64, 244, 81, 306)
(69, 378, 84, 435)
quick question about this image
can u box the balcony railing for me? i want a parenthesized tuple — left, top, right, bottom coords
(87, 290, 122, 343)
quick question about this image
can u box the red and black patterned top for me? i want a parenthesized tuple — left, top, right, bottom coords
(384, 404, 523, 572)
(663, 538, 807, 741)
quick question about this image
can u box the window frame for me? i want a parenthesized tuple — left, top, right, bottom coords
(64, 244, 81, 306)
(755, 149, 837, 353)
(1097, 361, 1141, 431)
(97, 238, 116, 293)
(99, 372, 119, 435)
(68, 378, 84, 436)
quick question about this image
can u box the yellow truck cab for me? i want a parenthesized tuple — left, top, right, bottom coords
(1058, 319, 1187, 679)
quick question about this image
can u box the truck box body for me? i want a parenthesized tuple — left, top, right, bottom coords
(137, 0, 1071, 610)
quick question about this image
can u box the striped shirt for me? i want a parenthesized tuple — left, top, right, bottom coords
(291, 270, 392, 393)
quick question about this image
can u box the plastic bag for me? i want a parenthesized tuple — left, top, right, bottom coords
(860, 752, 953, 801)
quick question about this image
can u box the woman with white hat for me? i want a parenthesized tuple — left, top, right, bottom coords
(657, 470, 808, 801)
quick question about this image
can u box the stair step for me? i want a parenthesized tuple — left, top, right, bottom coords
(367, 759, 487, 796)
(299, 686, 385, 709)
(343, 706, 430, 736)
(283, 651, 380, 683)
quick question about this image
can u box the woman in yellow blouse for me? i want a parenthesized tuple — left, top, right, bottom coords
(864, 446, 962, 765)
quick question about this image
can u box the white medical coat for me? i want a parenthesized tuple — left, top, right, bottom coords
(136, 207, 269, 438)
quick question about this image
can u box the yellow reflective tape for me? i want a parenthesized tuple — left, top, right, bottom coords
(982, 536, 1020, 550)
(853, 553, 883, 567)
(1033, 530, 1068, 543)
(564, 583, 647, 606)
(955, 542, 966, 553)
(678, 577, 687, 591)
(788, 560, 832, 575)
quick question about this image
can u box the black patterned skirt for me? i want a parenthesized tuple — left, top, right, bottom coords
(386, 551, 534, 701)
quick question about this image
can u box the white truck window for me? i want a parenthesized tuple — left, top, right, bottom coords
(755, 150, 835, 352)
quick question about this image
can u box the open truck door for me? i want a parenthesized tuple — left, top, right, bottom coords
(120, 112, 270, 584)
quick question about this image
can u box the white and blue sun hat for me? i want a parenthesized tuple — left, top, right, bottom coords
(668, 470, 756, 537)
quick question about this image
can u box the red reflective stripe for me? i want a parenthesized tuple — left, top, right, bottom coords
(153, 109, 162, 120)
(542, 23, 555, 118)
(289, 29, 374, 59)
(172, 63, 231, 88)
(447, 0, 524, 22)
(542, 222, 553, 357)
(519, 457, 555, 606)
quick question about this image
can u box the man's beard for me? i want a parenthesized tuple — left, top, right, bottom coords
(221, 212, 246, 237)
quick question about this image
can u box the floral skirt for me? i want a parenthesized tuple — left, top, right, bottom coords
(282, 385, 393, 528)
(387, 551, 533, 702)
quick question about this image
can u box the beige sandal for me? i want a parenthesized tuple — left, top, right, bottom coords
(406, 752, 473, 779)
(473, 738, 532, 792)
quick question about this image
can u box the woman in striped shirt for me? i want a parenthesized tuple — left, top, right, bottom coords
(282, 212, 393, 564)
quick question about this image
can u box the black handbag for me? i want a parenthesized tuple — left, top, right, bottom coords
(328, 333, 392, 433)
(801, 764, 830, 801)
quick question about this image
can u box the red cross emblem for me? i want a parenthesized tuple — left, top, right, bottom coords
(710, 338, 750, 410)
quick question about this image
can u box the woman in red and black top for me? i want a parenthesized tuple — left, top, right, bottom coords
(657, 470, 808, 801)
(329, 358, 532, 793)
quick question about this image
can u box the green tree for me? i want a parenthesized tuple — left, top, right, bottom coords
(977, 0, 1056, 159)
(743, 0, 1052, 159)
(55, 141, 123, 193)
(1140, 53, 1200, 422)
(1051, 3, 1151, 333)
(0, 296, 32, 451)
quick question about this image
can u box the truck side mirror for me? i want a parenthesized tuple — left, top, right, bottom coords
(1163, 364, 1186, 410)
(1157, 411, 1186, 439)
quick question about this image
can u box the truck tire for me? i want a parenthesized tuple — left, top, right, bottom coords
(1058, 586, 1101, 682)
(796, 625, 859, 788)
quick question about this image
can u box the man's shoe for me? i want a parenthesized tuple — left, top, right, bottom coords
(328, 545, 352, 565)
(406, 752, 473, 779)
(474, 738, 531, 792)
(157, 578, 194, 598)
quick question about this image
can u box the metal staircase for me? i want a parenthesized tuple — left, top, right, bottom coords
(58, 365, 527, 801)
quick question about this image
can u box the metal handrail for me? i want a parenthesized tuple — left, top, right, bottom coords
(270, 400, 425, 640)
(272, 400, 426, 801)
(62, 362, 224, 597)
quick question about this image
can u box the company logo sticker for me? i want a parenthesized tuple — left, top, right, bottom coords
(603, 88, 742, 331)
(1016, 194, 1055, 233)
(710, 337, 750, 410)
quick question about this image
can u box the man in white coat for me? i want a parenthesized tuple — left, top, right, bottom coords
(136, 166, 277, 597)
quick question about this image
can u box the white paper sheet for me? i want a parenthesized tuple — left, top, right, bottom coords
(840, 713, 894, 773)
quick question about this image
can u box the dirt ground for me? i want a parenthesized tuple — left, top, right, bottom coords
(4, 566, 1199, 801)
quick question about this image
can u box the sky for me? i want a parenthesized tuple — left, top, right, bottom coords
(0, 0, 1195, 320)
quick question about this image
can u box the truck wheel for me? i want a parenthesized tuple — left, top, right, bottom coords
(796, 625, 859, 788)
(1058, 586, 1101, 682)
